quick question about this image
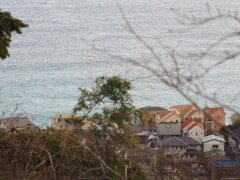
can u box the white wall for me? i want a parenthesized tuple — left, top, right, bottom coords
(182, 121, 195, 136)
(203, 140, 225, 154)
(189, 126, 204, 143)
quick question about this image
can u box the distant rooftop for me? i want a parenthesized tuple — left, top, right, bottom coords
(0, 117, 33, 129)
(130, 124, 154, 133)
(140, 106, 165, 112)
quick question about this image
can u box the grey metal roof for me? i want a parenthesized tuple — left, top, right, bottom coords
(178, 137, 201, 145)
(161, 137, 187, 147)
(0, 117, 33, 129)
(130, 124, 153, 133)
(158, 122, 181, 135)
(202, 135, 225, 143)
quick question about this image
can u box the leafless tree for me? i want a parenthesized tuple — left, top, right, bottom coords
(91, 4, 240, 139)
(89, 4, 240, 179)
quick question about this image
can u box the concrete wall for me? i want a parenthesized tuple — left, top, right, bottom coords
(203, 140, 225, 154)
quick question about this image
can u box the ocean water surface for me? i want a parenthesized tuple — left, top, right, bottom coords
(0, 0, 239, 126)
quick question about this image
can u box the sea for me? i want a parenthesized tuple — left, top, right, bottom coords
(0, 0, 240, 127)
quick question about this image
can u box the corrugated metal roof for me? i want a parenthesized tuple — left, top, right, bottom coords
(202, 135, 225, 143)
(158, 122, 181, 135)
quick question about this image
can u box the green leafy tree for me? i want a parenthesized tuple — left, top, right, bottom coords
(0, 9, 28, 59)
(73, 76, 140, 146)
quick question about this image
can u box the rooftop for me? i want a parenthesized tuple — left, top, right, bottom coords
(161, 137, 187, 147)
(130, 124, 152, 133)
(171, 104, 197, 116)
(204, 107, 226, 114)
(158, 122, 181, 135)
(0, 117, 33, 129)
(202, 135, 225, 143)
(178, 137, 201, 145)
(140, 106, 165, 112)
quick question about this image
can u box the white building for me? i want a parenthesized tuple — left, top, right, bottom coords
(202, 135, 225, 155)
(182, 117, 204, 143)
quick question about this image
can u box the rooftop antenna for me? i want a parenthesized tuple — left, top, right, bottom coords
(205, 101, 208, 108)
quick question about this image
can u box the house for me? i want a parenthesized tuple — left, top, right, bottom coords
(0, 116, 35, 132)
(130, 124, 152, 147)
(182, 117, 205, 142)
(140, 106, 166, 125)
(204, 107, 226, 133)
(161, 137, 187, 160)
(158, 122, 181, 140)
(51, 113, 78, 124)
(160, 136, 202, 161)
(179, 137, 202, 161)
(202, 135, 225, 155)
(170, 104, 198, 123)
(156, 109, 181, 123)
(191, 110, 205, 125)
(51, 113, 93, 131)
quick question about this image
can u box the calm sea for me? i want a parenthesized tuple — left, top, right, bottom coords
(0, 0, 239, 126)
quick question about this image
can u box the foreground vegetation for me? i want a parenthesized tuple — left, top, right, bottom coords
(0, 129, 146, 179)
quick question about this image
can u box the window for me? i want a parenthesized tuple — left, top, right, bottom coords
(176, 120, 178, 123)
(196, 131, 198, 136)
(213, 145, 219, 148)
(166, 125, 170, 128)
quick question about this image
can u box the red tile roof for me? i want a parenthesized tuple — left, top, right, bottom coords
(204, 107, 226, 115)
(182, 117, 195, 129)
(182, 117, 204, 130)
(188, 122, 204, 130)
